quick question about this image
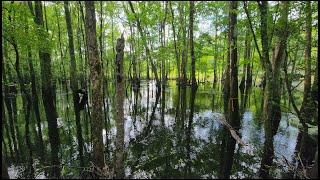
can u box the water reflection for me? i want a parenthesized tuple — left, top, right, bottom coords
(5, 80, 304, 178)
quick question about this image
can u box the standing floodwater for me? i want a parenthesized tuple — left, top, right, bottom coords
(5, 80, 306, 178)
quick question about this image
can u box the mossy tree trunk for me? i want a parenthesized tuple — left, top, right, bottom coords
(259, 2, 289, 178)
(84, 1, 105, 169)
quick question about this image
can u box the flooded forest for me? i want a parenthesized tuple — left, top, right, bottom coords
(1, 1, 318, 179)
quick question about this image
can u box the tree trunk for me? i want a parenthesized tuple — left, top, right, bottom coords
(220, 5, 240, 178)
(161, 2, 168, 83)
(223, 35, 230, 115)
(129, 24, 138, 84)
(218, 128, 237, 179)
(27, 45, 45, 164)
(179, 2, 187, 84)
(30, 1, 62, 177)
(115, 34, 125, 178)
(25, 5, 45, 159)
(3, 39, 19, 162)
(54, 4, 68, 103)
(129, 1, 159, 85)
(169, 2, 180, 80)
(2, 42, 11, 179)
(189, 1, 197, 86)
(7, 7, 34, 175)
(310, 50, 318, 124)
(64, 1, 84, 168)
(311, 49, 318, 102)
(1, 155, 9, 179)
(303, 1, 312, 102)
(299, 1, 314, 126)
(3, 101, 14, 160)
(228, 1, 240, 128)
(185, 85, 197, 177)
(84, 1, 105, 169)
(240, 28, 251, 114)
(259, 2, 289, 178)
(213, 13, 218, 84)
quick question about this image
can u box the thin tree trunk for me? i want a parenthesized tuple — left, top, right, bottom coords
(169, 2, 180, 80)
(25, 13, 46, 164)
(98, 1, 109, 159)
(3, 107, 14, 160)
(129, 23, 138, 84)
(213, 13, 218, 84)
(223, 34, 230, 115)
(64, 1, 84, 168)
(43, 2, 48, 32)
(240, 28, 252, 114)
(303, 1, 312, 102)
(8, 12, 34, 176)
(129, 1, 159, 85)
(189, 1, 197, 86)
(161, 1, 168, 83)
(179, 2, 187, 84)
(77, 3, 85, 82)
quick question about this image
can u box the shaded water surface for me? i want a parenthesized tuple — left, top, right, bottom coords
(5, 80, 301, 178)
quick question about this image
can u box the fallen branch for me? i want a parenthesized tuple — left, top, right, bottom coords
(215, 114, 247, 146)
(280, 155, 309, 179)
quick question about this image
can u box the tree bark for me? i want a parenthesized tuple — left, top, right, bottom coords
(179, 2, 187, 84)
(189, 1, 197, 86)
(84, 1, 105, 169)
(115, 34, 125, 178)
(220, 6, 240, 178)
(228, 1, 240, 128)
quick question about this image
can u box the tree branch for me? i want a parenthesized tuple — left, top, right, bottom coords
(283, 50, 301, 119)
(243, 1, 262, 61)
